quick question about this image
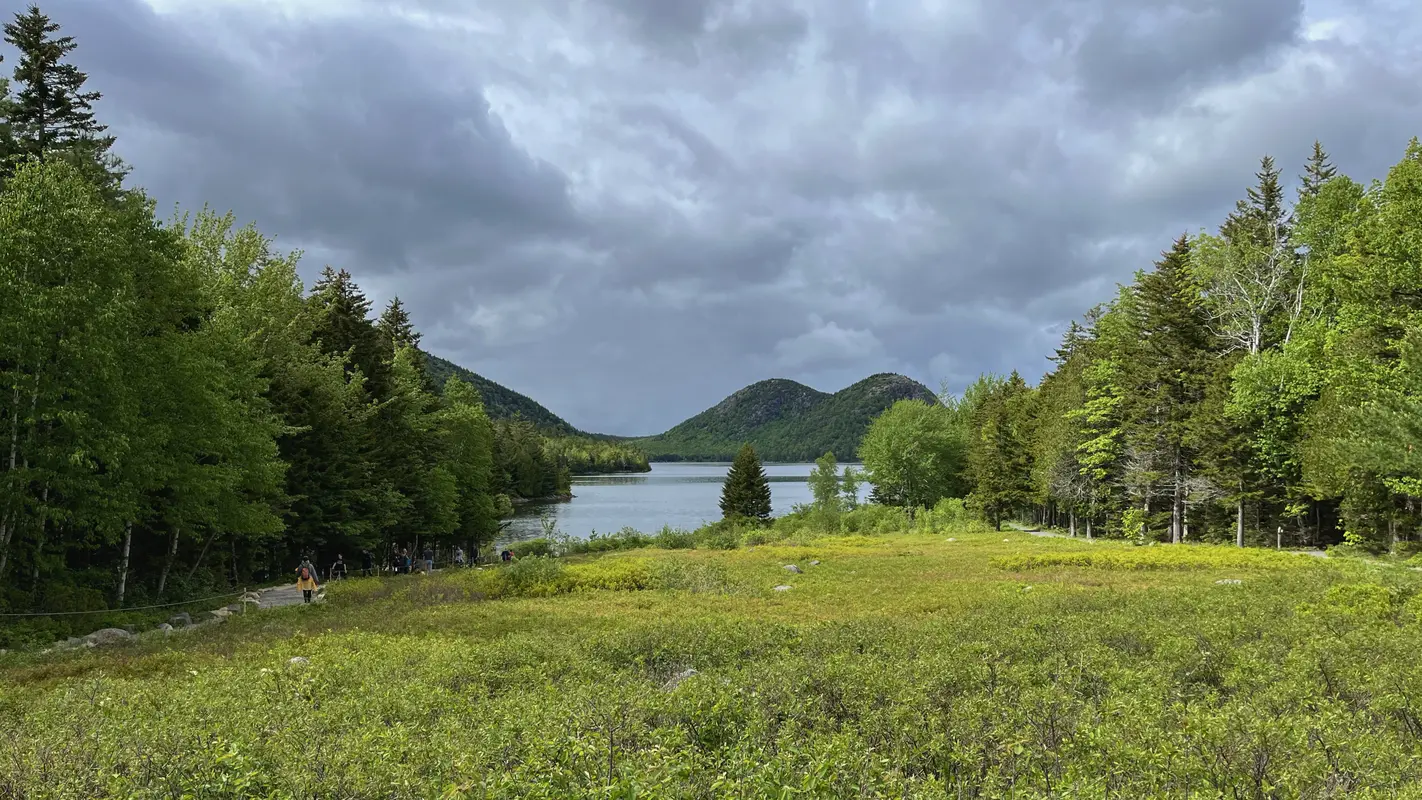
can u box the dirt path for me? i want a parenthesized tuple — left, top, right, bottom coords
(253, 584, 309, 609)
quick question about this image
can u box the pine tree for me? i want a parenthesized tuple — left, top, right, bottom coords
(720, 443, 771, 522)
(1, 6, 124, 186)
(1127, 235, 1213, 543)
(1299, 141, 1337, 200)
(309, 267, 391, 400)
(966, 372, 1033, 530)
(378, 297, 437, 392)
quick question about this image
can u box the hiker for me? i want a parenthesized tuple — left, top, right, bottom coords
(423, 545, 434, 574)
(453, 546, 466, 568)
(501, 549, 513, 563)
(360, 549, 374, 577)
(402, 549, 412, 574)
(330, 554, 348, 581)
(295, 559, 319, 603)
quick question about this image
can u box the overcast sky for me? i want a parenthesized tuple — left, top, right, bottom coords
(15, 0, 1421, 435)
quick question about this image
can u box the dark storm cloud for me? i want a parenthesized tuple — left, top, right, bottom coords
(17, 0, 1420, 434)
(1075, 0, 1307, 109)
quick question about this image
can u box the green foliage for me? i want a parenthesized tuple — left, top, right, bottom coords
(807, 451, 841, 512)
(859, 399, 967, 510)
(992, 543, 1320, 572)
(965, 371, 1034, 530)
(719, 444, 771, 522)
(988, 139, 1422, 552)
(638, 373, 939, 462)
(8, 533, 1422, 796)
(423, 351, 580, 436)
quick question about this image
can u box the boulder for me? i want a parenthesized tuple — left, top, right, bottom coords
(156, 623, 174, 635)
(783, 564, 803, 574)
(168, 612, 192, 628)
(662, 668, 698, 691)
(225, 603, 243, 614)
(85, 628, 135, 647)
(1215, 579, 1243, 585)
(809, 560, 821, 567)
(773, 585, 793, 592)
(288, 656, 310, 667)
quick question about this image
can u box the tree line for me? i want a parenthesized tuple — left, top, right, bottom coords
(0, 6, 643, 615)
(853, 140, 1422, 549)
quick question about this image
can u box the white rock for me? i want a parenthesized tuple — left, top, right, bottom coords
(773, 585, 793, 592)
(288, 656, 310, 666)
(663, 668, 699, 691)
(783, 564, 803, 574)
(85, 628, 135, 647)
(1215, 579, 1243, 585)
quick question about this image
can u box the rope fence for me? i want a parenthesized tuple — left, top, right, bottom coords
(0, 590, 246, 618)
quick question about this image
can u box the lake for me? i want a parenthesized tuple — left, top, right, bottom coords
(500, 462, 852, 543)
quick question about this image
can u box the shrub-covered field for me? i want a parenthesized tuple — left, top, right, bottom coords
(4, 527, 1422, 798)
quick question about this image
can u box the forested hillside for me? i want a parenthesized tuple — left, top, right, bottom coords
(639, 373, 938, 461)
(423, 353, 576, 435)
(863, 141, 1422, 549)
(424, 354, 650, 474)
(0, 8, 642, 623)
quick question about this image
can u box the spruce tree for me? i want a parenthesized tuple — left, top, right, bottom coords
(378, 297, 436, 392)
(1, 6, 124, 186)
(309, 267, 391, 399)
(1299, 141, 1337, 200)
(966, 372, 1033, 530)
(720, 443, 771, 522)
(1127, 235, 1213, 543)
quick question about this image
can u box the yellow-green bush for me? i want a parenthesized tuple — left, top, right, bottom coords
(8, 533, 1422, 797)
(992, 544, 1324, 572)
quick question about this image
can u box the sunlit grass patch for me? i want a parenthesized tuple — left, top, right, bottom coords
(8, 530, 1422, 797)
(991, 543, 1326, 573)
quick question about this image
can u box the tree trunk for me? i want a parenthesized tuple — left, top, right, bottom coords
(1069, 511, 1076, 538)
(1171, 464, 1183, 545)
(1236, 500, 1245, 548)
(116, 522, 132, 607)
(157, 526, 180, 595)
(1085, 517, 1093, 540)
(230, 536, 239, 587)
(0, 510, 12, 581)
(187, 530, 219, 582)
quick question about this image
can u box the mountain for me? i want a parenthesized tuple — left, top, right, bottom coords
(635, 373, 940, 462)
(423, 352, 580, 435)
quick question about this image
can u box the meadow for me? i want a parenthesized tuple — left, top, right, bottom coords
(4, 514, 1422, 798)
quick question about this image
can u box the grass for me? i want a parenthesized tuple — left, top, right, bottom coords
(4, 523, 1422, 798)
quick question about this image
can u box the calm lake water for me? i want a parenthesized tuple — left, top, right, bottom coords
(500, 462, 851, 543)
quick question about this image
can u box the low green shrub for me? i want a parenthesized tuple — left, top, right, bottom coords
(992, 545, 1323, 572)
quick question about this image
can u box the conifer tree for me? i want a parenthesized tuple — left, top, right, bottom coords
(966, 372, 1033, 530)
(1126, 235, 1214, 542)
(1, 6, 124, 187)
(309, 267, 391, 400)
(1299, 141, 1337, 200)
(720, 443, 771, 522)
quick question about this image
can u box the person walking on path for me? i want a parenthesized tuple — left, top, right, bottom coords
(454, 546, 466, 568)
(360, 549, 374, 577)
(423, 546, 434, 574)
(330, 554, 348, 581)
(295, 559, 320, 603)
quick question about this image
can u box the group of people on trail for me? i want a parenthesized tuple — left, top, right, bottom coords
(292, 543, 505, 601)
